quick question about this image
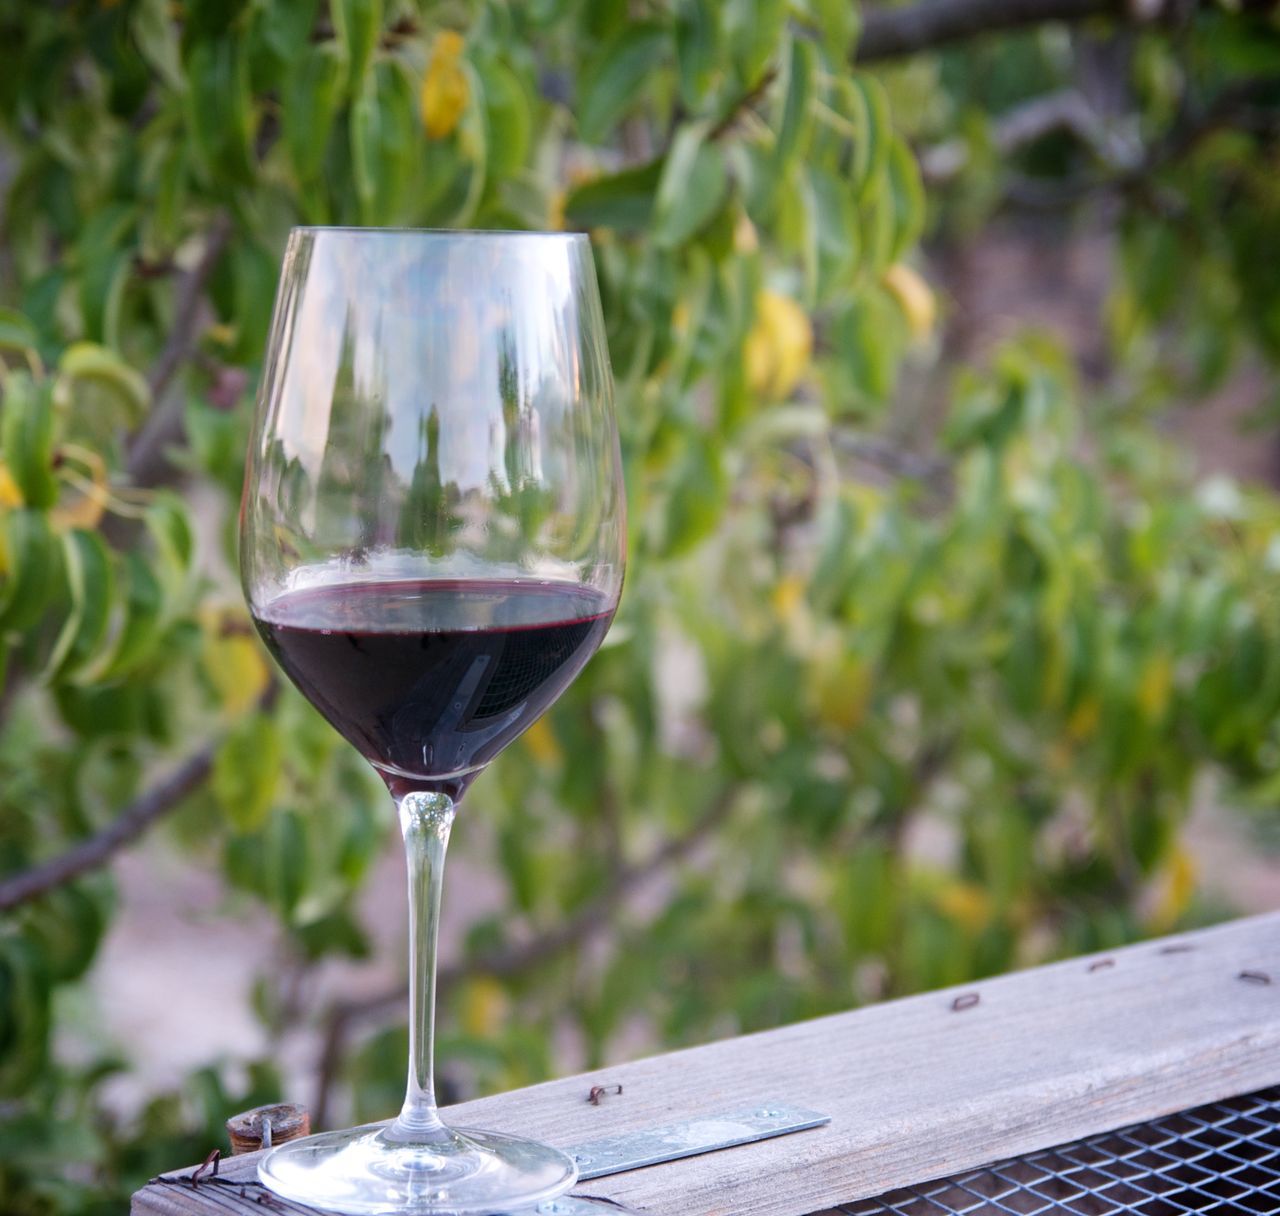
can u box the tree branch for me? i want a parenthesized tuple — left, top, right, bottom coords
(996, 75, 1280, 209)
(0, 749, 213, 911)
(0, 682, 276, 912)
(921, 89, 1141, 184)
(854, 0, 1276, 62)
(708, 67, 779, 141)
(311, 785, 741, 1127)
(125, 211, 234, 487)
(834, 432, 953, 496)
(856, 0, 1118, 62)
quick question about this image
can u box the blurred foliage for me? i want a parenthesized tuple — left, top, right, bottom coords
(0, 1, 1279, 1211)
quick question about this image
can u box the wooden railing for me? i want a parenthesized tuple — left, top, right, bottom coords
(131, 911, 1280, 1216)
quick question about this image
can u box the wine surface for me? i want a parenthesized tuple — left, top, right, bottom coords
(253, 579, 614, 798)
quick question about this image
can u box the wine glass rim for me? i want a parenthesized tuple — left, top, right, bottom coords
(290, 226, 588, 240)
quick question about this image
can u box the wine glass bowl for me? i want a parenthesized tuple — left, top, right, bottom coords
(239, 229, 624, 1214)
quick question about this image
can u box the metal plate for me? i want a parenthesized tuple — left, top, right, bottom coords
(568, 1101, 831, 1181)
(828, 1085, 1280, 1215)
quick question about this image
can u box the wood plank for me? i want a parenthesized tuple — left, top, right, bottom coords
(132, 911, 1280, 1216)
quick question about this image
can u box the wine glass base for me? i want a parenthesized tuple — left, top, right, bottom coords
(257, 1121, 578, 1215)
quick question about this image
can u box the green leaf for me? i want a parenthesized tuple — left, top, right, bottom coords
(806, 163, 860, 302)
(675, 0, 721, 109)
(132, 0, 184, 91)
(480, 60, 532, 179)
(283, 43, 346, 185)
(292, 905, 371, 961)
(834, 283, 906, 405)
(140, 138, 190, 259)
(578, 23, 667, 144)
(252, 0, 322, 72)
(774, 37, 815, 173)
(2, 372, 57, 508)
(812, 0, 860, 59)
(841, 74, 891, 199)
(146, 496, 194, 571)
(214, 712, 282, 832)
(664, 430, 727, 555)
(266, 810, 309, 918)
(858, 172, 896, 274)
(0, 509, 59, 633)
(724, 0, 787, 85)
(73, 737, 145, 830)
(184, 38, 254, 185)
(349, 74, 379, 216)
(78, 248, 130, 349)
(0, 308, 40, 359)
(499, 823, 540, 913)
(55, 678, 165, 742)
(46, 529, 113, 682)
(96, 552, 164, 679)
(184, 0, 249, 39)
(55, 342, 150, 428)
(332, 0, 383, 92)
(653, 123, 728, 248)
(885, 135, 925, 262)
(349, 60, 419, 225)
(20, 882, 109, 984)
(144, 496, 195, 608)
(0, 934, 50, 1098)
(564, 158, 664, 233)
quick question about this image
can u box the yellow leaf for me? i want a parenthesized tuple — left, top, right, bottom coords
(421, 31, 470, 140)
(206, 322, 237, 348)
(881, 263, 936, 342)
(522, 717, 562, 766)
(547, 189, 567, 232)
(1137, 654, 1174, 722)
(744, 290, 812, 401)
(0, 462, 23, 509)
(807, 651, 873, 733)
(771, 574, 805, 623)
(733, 212, 759, 254)
(460, 976, 508, 1037)
(934, 881, 992, 933)
(202, 614, 270, 716)
(1149, 846, 1197, 933)
(1066, 697, 1101, 742)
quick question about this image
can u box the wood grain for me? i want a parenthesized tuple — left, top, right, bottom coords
(131, 912, 1280, 1216)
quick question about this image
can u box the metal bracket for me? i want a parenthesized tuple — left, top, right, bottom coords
(566, 1101, 831, 1182)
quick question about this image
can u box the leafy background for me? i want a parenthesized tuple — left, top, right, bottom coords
(2, 1, 1280, 1211)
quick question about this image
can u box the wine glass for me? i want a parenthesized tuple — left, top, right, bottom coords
(239, 229, 625, 1214)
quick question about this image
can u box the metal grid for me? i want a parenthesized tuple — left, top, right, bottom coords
(835, 1087, 1280, 1216)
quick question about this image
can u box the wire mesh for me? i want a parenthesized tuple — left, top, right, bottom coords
(833, 1086, 1280, 1216)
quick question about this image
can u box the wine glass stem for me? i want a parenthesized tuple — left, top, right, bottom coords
(391, 790, 456, 1139)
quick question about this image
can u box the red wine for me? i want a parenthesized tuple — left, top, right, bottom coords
(253, 580, 615, 799)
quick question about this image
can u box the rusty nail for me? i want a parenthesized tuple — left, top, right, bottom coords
(190, 1149, 221, 1184)
(951, 992, 980, 1011)
(587, 1083, 623, 1105)
(1238, 970, 1272, 986)
(1088, 958, 1115, 972)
